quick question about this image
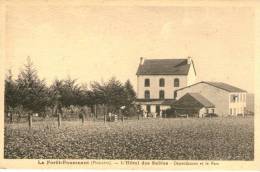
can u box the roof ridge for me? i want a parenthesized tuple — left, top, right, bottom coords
(175, 81, 246, 93)
(144, 58, 187, 60)
(136, 58, 191, 75)
(202, 81, 246, 92)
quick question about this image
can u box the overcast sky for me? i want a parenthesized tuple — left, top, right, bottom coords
(4, 5, 255, 93)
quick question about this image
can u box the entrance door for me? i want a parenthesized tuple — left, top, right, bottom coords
(146, 105, 151, 113)
(156, 105, 160, 114)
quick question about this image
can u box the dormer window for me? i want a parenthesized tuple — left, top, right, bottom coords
(174, 78, 180, 87)
(144, 79, 150, 87)
(159, 78, 165, 87)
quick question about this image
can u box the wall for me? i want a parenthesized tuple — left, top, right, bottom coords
(187, 61, 197, 86)
(246, 93, 254, 112)
(176, 83, 230, 116)
(137, 75, 187, 99)
(199, 108, 206, 117)
(199, 107, 216, 117)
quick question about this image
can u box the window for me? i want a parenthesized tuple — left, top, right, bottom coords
(230, 108, 232, 115)
(212, 109, 215, 114)
(174, 78, 180, 87)
(159, 78, 165, 87)
(233, 108, 236, 115)
(206, 108, 209, 114)
(144, 79, 150, 87)
(159, 90, 165, 99)
(230, 94, 236, 103)
(144, 90, 150, 99)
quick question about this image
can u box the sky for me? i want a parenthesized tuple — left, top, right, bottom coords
(4, 5, 255, 93)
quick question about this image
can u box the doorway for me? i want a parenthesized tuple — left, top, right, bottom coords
(146, 105, 151, 113)
(156, 105, 160, 114)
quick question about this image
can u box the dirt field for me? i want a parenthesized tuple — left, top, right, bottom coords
(4, 117, 254, 160)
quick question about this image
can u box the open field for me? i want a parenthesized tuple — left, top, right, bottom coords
(4, 117, 254, 160)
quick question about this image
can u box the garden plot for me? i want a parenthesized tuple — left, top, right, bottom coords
(4, 117, 254, 160)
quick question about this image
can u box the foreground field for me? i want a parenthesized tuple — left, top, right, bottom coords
(4, 117, 254, 160)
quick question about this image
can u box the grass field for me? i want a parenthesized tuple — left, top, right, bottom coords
(4, 117, 254, 160)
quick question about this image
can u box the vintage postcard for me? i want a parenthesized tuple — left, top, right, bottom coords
(0, 0, 259, 170)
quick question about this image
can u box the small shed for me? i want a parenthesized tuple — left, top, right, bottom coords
(172, 93, 215, 117)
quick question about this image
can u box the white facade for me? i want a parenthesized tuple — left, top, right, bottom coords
(136, 59, 196, 115)
(176, 82, 247, 116)
(137, 75, 188, 99)
(187, 63, 197, 86)
(229, 92, 247, 116)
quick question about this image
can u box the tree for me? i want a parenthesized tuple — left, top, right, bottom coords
(16, 57, 49, 114)
(49, 79, 64, 116)
(90, 80, 107, 105)
(91, 77, 126, 110)
(49, 77, 90, 118)
(77, 83, 93, 107)
(106, 77, 126, 110)
(124, 79, 136, 107)
(4, 69, 18, 122)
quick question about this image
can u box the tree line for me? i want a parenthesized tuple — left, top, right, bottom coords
(4, 57, 137, 122)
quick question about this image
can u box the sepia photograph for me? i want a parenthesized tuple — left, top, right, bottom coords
(0, 0, 259, 170)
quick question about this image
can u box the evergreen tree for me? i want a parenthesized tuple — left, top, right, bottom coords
(91, 77, 126, 111)
(124, 79, 136, 106)
(4, 69, 18, 121)
(16, 57, 49, 113)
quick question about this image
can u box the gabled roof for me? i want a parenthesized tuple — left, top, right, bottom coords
(136, 58, 194, 75)
(173, 93, 215, 109)
(188, 93, 215, 108)
(176, 81, 247, 93)
(205, 82, 246, 92)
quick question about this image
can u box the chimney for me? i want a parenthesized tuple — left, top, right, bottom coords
(187, 56, 192, 64)
(140, 57, 145, 65)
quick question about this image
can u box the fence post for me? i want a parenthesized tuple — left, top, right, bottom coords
(82, 113, 85, 124)
(94, 104, 97, 120)
(104, 105, 106, 123)
(58, 113, 61, 128)
(10, 112, 13, 124)
(28, 113, 32, 129)
(120, 109, 124, 122)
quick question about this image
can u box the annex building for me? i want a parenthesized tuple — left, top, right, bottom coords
(175, 81, 247, 117)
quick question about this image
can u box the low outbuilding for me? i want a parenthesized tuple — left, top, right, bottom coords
(172, 93, 215, 117)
